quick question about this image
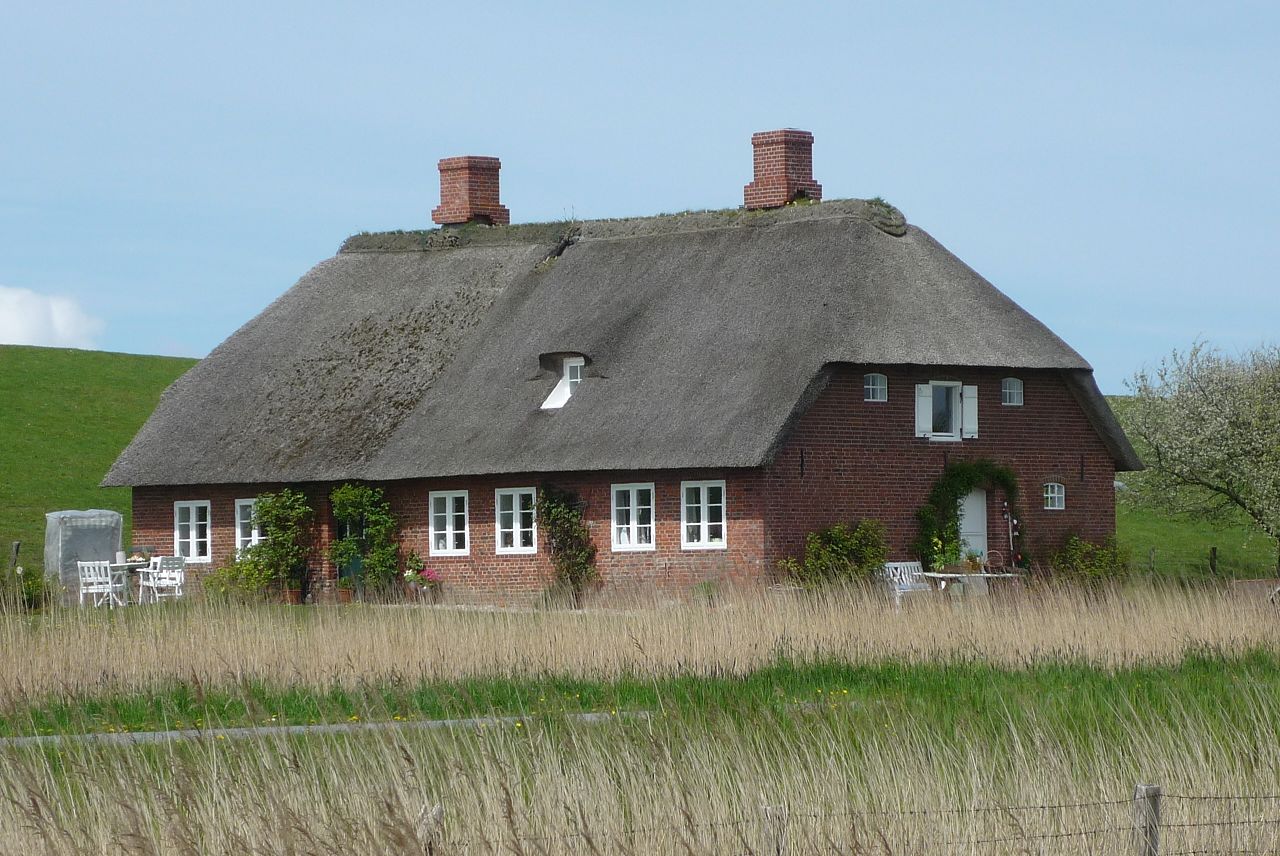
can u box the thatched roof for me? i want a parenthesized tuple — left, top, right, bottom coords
(104, 199, 1140, 487)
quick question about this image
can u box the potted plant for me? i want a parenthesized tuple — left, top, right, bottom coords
(964, 551, 983, 572)
(335, 576, 355, 604)
(402, 553, 443, 604)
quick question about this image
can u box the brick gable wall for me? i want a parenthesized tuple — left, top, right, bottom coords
(129, 365, 1117, 599)
(761, 365, 1116, 568)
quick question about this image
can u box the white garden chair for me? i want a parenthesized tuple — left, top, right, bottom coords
(139, 555, 185, 603)
(882, 561, 931, 607)
(78, 560, 126, 608)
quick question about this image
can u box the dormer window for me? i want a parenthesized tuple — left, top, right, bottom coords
(541, 356, 586, 410)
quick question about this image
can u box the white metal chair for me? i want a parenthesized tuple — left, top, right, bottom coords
(77, 560, 126, 608)
(139, 555, 185, 603)
(882, 561, 932, 607)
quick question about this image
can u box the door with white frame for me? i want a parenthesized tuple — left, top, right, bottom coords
(957, 488, 988, 560)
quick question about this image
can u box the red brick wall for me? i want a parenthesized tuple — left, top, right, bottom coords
(761, 365, 1117, 570)
(131, 470, 765, 603)
(129, 365, 1119, 599)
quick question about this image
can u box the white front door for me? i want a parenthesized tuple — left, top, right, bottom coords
(958, 488, 988, 559)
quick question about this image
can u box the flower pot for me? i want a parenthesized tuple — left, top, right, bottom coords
(282, 587, 303, 605)
(336, 588, 353, 604)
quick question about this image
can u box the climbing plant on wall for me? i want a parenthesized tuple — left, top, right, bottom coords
(913, 459, 1021, 571)
(329, 483, 400, 594)
(536, 484, 597, 606)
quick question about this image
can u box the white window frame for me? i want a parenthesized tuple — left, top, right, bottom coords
(495, 487, 537, 555)
(540, 356, 586, 410)
(1044, 483, 1066, 510)
(173, 500, 212, 563)
(234, 498, 262, 555)
(915, 382, 978, 441)
(680, 480, 727, 550)
(863, 372, 888, 402)
(611, 482, 656, 552)
(1002, 377, 1024, 406)
(429, 490, 470, 556)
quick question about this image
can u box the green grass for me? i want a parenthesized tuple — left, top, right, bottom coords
(1117, 503, 1277, 577)
(0, 345, 196, 573)
(5, 649, 1277, 740)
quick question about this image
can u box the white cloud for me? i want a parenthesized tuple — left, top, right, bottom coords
(0, 285, 104, 349)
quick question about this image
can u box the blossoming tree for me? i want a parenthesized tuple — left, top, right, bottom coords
(1126, 342, 1280, 571)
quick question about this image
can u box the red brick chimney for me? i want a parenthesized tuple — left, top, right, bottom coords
(743, 129, 822, 210)
(431, 156, 510, 226)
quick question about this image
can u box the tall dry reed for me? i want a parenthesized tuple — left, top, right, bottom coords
(1, 584, 1277, 703)
(2, 694, 1279, 854)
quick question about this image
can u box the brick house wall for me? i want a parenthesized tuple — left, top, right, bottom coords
(131, 470, 766, 603)
(129, 364, 1118, 598)
(761, 365, 1117, 568)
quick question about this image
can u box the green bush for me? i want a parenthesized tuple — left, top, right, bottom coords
(0, 566, 55, 611)
(1051, 535, 1130, 582)
(329, 483, 399, 595)
(778, 520, 888, 586)
(203, 553, 275, 601)
(537, 485, 597, 607)
(251, 488, 314, 588)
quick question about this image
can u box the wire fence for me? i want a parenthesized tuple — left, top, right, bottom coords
(417, 786, 1280, 854)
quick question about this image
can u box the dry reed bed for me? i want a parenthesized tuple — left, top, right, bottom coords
(3, 698, 1280, 854)
(2, 585, 1278, 700)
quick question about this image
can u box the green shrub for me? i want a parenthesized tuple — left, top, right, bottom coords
(203, 553, 275, 600)
(328, 483, 399, 596)
(778, 520, 888, 586)
(247, 488, 314, 589)
(1051, 535, 1130, 582)
(0, 566, 55, 611)
(537, 485, 597, 607)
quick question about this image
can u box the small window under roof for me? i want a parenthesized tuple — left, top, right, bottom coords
(541, 356, 586, 410)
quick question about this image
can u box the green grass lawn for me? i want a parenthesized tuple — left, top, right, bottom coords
(4, 649, 1277, 739)
(1118, 502, 1277, 577)
(0, 345, 196, 573)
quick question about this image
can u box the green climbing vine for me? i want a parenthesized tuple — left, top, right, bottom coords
(329, 483, 400, 594)
(914, 459, 1021, 571)
(536, 484, 597, 606)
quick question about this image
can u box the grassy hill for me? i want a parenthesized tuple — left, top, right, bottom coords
(0, 345, 196, 572)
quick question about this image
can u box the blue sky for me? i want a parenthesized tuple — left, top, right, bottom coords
(2, 2, 1277, 392)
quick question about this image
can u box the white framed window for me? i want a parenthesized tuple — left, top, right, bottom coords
(915, 382, 978, 440)
(495, 487, 537, 554)
(1002, 377, 1024, 406)
(863, 372, 888, 402)
(681, 480, 727, 550)
(611, 483, 655, 552)
(174, 500, 211, 563)
(1044, 483, 1066, 510)
(429, 491, 469, 556)
(234, 499, 261, 555)
(540, 356, 586, 410)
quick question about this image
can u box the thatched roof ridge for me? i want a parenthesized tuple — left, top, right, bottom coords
(105, 199, 1137, 487)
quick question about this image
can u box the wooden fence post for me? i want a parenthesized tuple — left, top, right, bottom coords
(1209, 546, 1218, 575)
(760, 803, 788, 856)
(7, 541, 18, 572)
(1133, 783, 1161, 856)
(1148, 549, 1156, 574)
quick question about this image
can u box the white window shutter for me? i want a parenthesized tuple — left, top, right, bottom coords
(915, 384, 932, 437)
(962, 385, 979, 438)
